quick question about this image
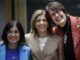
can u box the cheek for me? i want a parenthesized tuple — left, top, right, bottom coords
(7, 34, 10, 39)
(18, 35, 20, 40)
(35, 23, 39, 28)
(60, 12, 65, 17)
(35, 24, 37, 29)
(44, 23, 48, 28)
(17, 34, 20, 39)
(51, 17, 56, 22)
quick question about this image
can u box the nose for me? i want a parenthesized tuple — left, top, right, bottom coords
(11, 33, 15, 36)
(40, 20, 44, 24)
(55, 13, 59, 17)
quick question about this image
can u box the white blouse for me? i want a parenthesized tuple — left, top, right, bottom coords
(38, 37, 48, 51)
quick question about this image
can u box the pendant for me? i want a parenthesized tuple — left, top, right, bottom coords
(64, 35, 67, 44)
(77, 24, 80, 28)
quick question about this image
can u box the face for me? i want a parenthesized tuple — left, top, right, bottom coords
(49, 9, 66, 27)
(35, 13, 48, 33)
(7, 26, 20, 44)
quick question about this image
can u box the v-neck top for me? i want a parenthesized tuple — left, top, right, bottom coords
(6, 47, 19, 60)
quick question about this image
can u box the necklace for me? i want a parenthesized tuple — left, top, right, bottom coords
(64, 20, 70, 44)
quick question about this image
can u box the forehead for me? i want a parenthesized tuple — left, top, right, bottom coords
(49, 8, 60, 12)
(49, 9, 62, 15)
(36, 13, 45, 19)
(48, 10, 55, 15)
(38, 14, 45, 17)
(9, 26, 18, 30)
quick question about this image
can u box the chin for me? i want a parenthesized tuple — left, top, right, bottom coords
(10, 41, 18, 44)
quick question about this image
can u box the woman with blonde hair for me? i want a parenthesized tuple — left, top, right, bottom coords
(25, 9, 63, 60)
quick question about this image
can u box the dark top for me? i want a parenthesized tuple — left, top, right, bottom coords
(61, 16, 76, 60)
(6, 47, 19, 60)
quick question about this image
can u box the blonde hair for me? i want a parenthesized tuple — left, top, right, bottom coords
(30, 9, 45, 33)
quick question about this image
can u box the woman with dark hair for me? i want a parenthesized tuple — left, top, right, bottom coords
(0, 20, 31, 60)
(45, 1, 80, 60)
(25, 9, 63, 60)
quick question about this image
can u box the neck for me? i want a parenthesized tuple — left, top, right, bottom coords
(60, 21, 66, 27)
(60, 15, 67, 27)
(38, 31, 48, 38)
(8, 43, 18, 49)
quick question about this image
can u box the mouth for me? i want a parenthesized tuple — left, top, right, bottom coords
(55, 18, 61, 22)
(38, 25, 47, 30)
(56, 16, 63, 22)
(9, 37, 16, 40)
(39, 25, 45, 27)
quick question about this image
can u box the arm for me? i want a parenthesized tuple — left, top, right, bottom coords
(58, 38, 64, 60)
(25, 33, 31, 45)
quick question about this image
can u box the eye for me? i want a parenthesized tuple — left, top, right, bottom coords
(51, 13, 56, 16)
(50, 11, 56, 16)
(43, 19, 47, 22)
(14, 30, 19, 33)
(36, 19, 40, 22)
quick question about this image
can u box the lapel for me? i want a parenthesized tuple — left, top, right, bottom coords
(34, 35, 52, 53)
(29, 34, 44, 60)
(70, 16, 80, 48)
(42, 35, 60, 56)
(41, 35, 54, 55)
(70, 16, 80, 60)
(0, 44, 6, 60)
(42, 35, 51, 53)
(19, 45, 30, 60)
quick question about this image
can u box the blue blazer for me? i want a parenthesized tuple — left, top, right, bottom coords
(0, 44, 31, 60)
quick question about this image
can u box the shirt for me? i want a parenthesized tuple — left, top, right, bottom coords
(61, 16, 76, 60)
(6, 47, 19, 60)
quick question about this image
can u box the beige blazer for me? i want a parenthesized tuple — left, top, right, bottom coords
(25, 33, 63, 60)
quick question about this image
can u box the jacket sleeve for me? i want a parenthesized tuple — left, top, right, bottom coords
(57, 37, 64, 60)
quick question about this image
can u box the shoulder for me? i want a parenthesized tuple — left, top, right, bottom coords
(0, 44, 6, 50)
(52, 34, 63, 41)
(69, 15, 80, 20)
(25, 33, 34, 44)
(52, 34, 63, 46)
(52, 34, 62, 38)
(0, 41, 3, 44)
(19, 45, 31, 56)
(20, 45, 31, 51)
(25, 33, 33, 40)
(25, 33, 31, 43)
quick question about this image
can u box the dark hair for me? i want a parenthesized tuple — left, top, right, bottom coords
(45, 2, 67, 14)
(2, 20, 25, 45)
(45, 10, 56, 30)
